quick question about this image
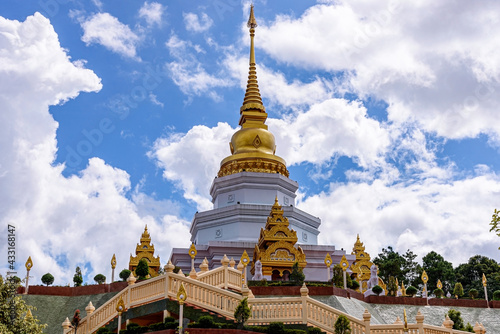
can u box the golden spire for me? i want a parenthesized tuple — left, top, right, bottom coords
(217, 6, 289, 178)
(240, 4, 266, 128)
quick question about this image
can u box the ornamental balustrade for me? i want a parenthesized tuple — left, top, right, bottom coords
(62, 258, 485, 334)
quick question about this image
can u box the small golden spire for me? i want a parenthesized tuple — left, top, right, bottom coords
(240, 4, 266, 125)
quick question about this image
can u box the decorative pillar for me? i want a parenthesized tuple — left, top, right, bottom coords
(324, 253, 332, 282)
(473, 322, 486, 334)
(442, 315, 454, 329)
(482, 273, 489, 308)
(111, 254, 117, 283)
(116, 296, 126, 333)
(300, 283, 309, 325)
(241, 250, 250, 287)
(177, 283, 187, 334)
(62, 317, 71, 334)
(421, 270, 429, 305)
(127, 272, 137, 285)
(340, 255, 349, 290)
(85, 301, 95, 316)
(237, 261, 244, 287)
(362, 309, 371, 334)
(189, 243, 197, 272)
(221, 254, 230, 289)
(415, 311, 424, 333)
(403, 308, 408, 331)
(24, 256, 33, 294)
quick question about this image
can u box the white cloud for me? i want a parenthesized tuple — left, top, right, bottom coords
(80, 12, 141, 60)
(149, 92, 164, 107)
(149, 123, 235, 211)
(257, 1, 500, 143)
(0, 13, 189, 284)
(139, 2, 164, 27)
(183, 12, 213, 32)
(165, 34, 233, 100)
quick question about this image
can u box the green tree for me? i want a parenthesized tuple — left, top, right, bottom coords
(406, 286, 418, 297)
(332, 264, 353, 288)
(0, 275, 47, 334)
(373, 246, 405, 284)
(41, 273, 54, 286)
(455, 255, 500, 299)
(289, 262, 305, 285)
(422, 251, 455, 293)
(447, 309, 465, 330)
(93, 274, 106, 284)
(372, 285, 383, 296)
(119, 269, 131, 281)
(135, 259, 149, 279)
(234, 297, 251, 328)
(401, 250, 420, 286)
(491, 209, 500, 250)
(73, 267, 83, 287)
(334, 314, 351, 334)
(468, 289, 478, 299)
(453, 283, 464, 298)
(434, 288, 444, 298)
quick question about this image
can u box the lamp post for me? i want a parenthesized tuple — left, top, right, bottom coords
(25, 256, 33, 294)
(116, 296, 126, 332)
(111, 254, 116, 283)
(241, 250, 250, 287)
(340, 255, 349, 290)
(189, 243, 197, 272)
(324, 253, 332, 281)
(177, 283, 187, 334)
(483, 273, 489, 308)
(421, 270, 429, 305)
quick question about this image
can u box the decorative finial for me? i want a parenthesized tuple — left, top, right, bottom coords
(240, 4, 265, 120)
(25, 256, 33, 271)
(111, 254, 117, 269)
(247, 4, 257, 29)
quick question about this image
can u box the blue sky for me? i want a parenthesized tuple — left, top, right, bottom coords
(1, 0, 500, 285)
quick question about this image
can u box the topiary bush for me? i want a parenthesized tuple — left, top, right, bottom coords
(493, 290, 500, 301)
(94, 274, 106, 284)
(119, 269, 131, 281)
(434, 288, 444, 298)
(234, 297, 251, 328)
(406, 286, 418, 297)
(350, 280, 360, 290)
(468, 288, 478, 299)
(268, 322, 285, 334)
(308, 328, 323, 334)
(334, 314, 351, 334)
(372, 285, 383, 296)
(197, 315, 216, 328)
(290, 262, 305, 286)
(447, 309, 465, 330)
(135, 259, 149, 279)
(453, 283, 464, 298)
(96, 327, 112, 334)
(41, 273, 54, 286)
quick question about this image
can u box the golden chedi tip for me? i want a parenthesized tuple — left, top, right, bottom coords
(218, 5, 289, 178)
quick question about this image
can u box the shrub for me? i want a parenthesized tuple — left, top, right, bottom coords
(10, 276, 21, 284)
(119, 269, 131, 281)
(406, 286, 418, 297)
(453, 283, 464, 298)
(125, 322, 148, 334)
(135, 259, 149, 279)
(268, 322, 285, 334)
(290, 262, 305, 286)
(96, 327, 112, 334)
(447, 309, 464, 330)
(234, 297, 251, 327)
(334, 314, 351, 334)
(94, 274, 106, 284)
(41, 273, 54, 286)
(198, 315, 216, 328)
(465, 322, 474, 333)
(434, 288, 444, 298)
(308, 328, 323, 334)
(350, 280, 360, 290)
(468, 288, 478, 299)
(493, 290, 500, 300)
(148, 322, 166, 331)
(372, 285, 383, 296)
(73, 266, 83, 287)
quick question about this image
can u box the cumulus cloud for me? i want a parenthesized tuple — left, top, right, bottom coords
(258, 1, 500, 144)
(165, 34, 233, 101)
(139, 2, 164, 27)
(80, 12, 141, 60)
(149, 123, 235, 211)
(183, 12, 213, 32)
(0, 13, 189, 284)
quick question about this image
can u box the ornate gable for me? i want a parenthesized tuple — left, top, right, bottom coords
(129, 225, 161, 277)
(252, 198, 306, 279)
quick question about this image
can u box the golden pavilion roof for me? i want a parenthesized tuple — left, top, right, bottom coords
(218, 5, 289, 178)
(129, 225, 161, 277)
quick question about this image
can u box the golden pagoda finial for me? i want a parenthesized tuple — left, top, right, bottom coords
(241, 4, 266, 122)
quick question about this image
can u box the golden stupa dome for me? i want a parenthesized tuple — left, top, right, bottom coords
(217, 6, 288, 178)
